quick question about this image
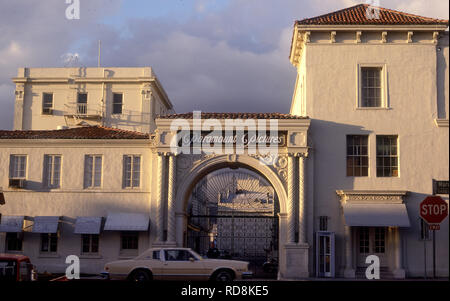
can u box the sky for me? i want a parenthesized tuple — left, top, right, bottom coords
(0, 0, 448, 130)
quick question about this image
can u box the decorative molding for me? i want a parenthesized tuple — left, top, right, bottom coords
(356, 31, 362, 43)
(434, 119, 449, 127)
(330, 31, 336, 43)
(381, 31, 388, 43)
(336, 190, 408, 204)
(407, 31, 413, 43)
(304, 31, 311, 43)
(433, 31, 439, 44)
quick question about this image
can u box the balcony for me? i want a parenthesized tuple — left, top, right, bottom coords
(64, 103, 102, 120)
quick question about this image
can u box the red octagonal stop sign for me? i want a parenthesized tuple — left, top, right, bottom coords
(420, 196, 448, 224)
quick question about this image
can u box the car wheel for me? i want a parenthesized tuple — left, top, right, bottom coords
(128, 269, 152, 282)
(214, 270, 233, 281)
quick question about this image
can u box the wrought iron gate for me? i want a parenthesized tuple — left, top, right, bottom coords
(186, 168, 279, 277)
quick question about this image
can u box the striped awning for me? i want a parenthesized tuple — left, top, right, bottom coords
(32, 216, 61, 233)
(74, 217, 102, 234)
(104, 213, 149, 231)
(0, 216, 24, 232)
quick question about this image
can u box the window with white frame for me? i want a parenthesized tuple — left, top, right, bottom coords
(44, 155, 61, 188)
(40, 233, 58, 253)
(81, 234, 99, 254)
(84, 155, 102, 188)
(376, 135, 398, 177)
(42, 93, 53, 113)
(112, 93, 123, 114)
(123, 155, 141, 188)
(9, 155, 27, 179)
(346, 135, 369, 177)
(359, 66, 385, 108)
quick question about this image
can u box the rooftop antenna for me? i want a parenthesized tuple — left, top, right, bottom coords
(98, 40, 101, 67)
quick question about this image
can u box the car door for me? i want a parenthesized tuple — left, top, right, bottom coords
(162, 249, 207, 280)
(133, 250, 165, 280)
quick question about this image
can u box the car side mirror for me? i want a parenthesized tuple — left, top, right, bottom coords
(189, 257, 195, 262)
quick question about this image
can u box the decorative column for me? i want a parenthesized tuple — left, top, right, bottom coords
(156, 153, 166, 243)
(298, 154, 306, 244)
(344, 225, 355, 278)
(166, 153, 177, 244)
(393, 227, 406, 278)
(287, 154, 296, 244)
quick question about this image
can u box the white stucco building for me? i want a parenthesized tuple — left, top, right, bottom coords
(0, 4, 448, 279)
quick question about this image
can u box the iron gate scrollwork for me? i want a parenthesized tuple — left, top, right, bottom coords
(186, 168, 279, 277)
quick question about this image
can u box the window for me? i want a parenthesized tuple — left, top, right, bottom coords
(359, 227, 369, 254)
(361, 67, 382, 107)
(319, 216, 328, 231)
(81, 234, 99, 254)
(112, 93, 123, 114)
(346, 135, 368, 176)
(84, 155, 102, 188)
(164, 250, 195, 261)
(123, 155, 141, 188)
(420, 219, 430, 240)
(77, 93, 88, 114)
(153, 250, 161, 260)
(42, 93, 53, 113)
(5, 233, 22, 252)
(121, 232, 138, 250)
(9, 155, 27, 179)
(40, 233, 58, 253)
(44, 155, 61, 188)
(374, 227, 385, 253)
(376, 135, 398, 177)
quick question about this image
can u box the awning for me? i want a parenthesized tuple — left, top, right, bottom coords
(0, 216, 24, 232)
(342, 203, 410, 227)
(32, 216, 61, 233)
(74, 217, 102, 234)
(104, 213, 149, 231)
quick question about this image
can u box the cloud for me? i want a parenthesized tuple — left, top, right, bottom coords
(0, 0, 448, 129)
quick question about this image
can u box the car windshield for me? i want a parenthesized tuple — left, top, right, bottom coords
(0, 260, 17, 280)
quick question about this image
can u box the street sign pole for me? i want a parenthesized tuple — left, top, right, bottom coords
(423, 238, 427, 279)
(433, 229, 436, 279)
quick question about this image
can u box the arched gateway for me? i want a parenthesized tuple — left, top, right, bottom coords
(150, 112, 311, 279)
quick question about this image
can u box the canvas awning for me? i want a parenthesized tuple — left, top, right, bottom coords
(342, 203, 410, 227)
(0, 216, 24, 232)
(104, 213, 149, 231)
(74, 217, 102, 234)
(32, 216, 61, 233)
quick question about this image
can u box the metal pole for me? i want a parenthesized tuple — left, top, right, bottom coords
(424, 238, 427, 279)
(433, 229, 436, 278)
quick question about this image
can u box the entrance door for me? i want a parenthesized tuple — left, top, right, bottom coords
(316, 231, 335, 277)
(357, 227, 387, 267)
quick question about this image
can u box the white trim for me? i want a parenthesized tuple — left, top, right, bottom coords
(356, 63, 389, 109)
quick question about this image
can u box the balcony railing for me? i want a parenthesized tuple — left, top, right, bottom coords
(64, 102, 102, 119)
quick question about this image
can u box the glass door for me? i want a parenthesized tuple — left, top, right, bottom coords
(316, 231, 335, 277)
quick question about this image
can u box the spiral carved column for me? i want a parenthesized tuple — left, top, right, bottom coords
(167, 154, 177, 243)
(298, 155, 306, 244)
(156, 153, 166, 242)
(287, 154, 296, 243)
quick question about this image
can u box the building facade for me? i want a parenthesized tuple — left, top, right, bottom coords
(0, 5, 448, 279)
(289, 4, 449, 278)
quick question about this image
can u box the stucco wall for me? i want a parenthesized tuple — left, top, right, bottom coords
(0, 140, 156, 274)
(291, 32, 449, 277)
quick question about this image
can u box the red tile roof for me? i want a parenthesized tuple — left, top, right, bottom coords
(296, 4, 449, 26)
(0, 126, 149, 139)
(158, 112, 308, 119)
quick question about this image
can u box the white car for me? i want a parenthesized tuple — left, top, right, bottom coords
(103, 247, 252, 281)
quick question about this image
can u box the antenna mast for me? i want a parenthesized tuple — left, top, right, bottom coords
(98, 40, 101, 67)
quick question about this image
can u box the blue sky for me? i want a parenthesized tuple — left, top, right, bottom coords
(0, 0, 448, 129)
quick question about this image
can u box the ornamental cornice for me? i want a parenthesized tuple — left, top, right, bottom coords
(336, 190, 408, 204)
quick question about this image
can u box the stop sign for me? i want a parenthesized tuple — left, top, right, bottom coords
(420, 196, 448, 224)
